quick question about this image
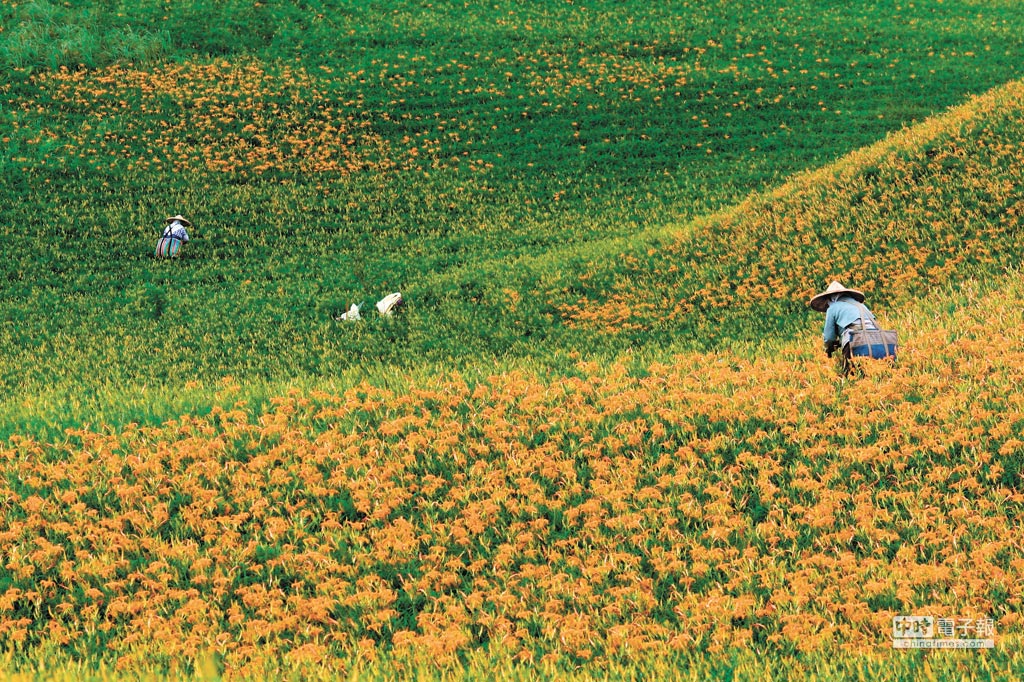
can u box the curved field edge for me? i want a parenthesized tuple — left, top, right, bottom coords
(5, 0, 1024, 407)
(518, 77, 1024, 344)
(0, 271, 1022, 672)
(3, 77, 1023, 438)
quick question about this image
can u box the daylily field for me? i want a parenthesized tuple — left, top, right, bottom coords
(2, 0, 1024, 679)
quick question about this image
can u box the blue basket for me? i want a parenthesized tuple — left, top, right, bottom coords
(851, 342, 897, 359)
(849, 329, 897, 359)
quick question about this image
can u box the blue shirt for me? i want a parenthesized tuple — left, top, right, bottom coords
(823, 296, 877, 344)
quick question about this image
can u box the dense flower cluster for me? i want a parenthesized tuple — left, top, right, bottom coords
(19, 61, 395, 175)
(1, 280, 1022, 674)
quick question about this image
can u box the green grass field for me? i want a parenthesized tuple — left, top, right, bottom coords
(2, 0, 1024, 678)
(3, 0, 1023, 435)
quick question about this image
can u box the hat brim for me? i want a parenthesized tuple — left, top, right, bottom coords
(166, 216, 192, 227)
(809, 289, 864, 312)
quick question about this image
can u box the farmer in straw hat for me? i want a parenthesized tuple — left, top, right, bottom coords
(809, 281, 881, 362)
(155, 214, 192, 258)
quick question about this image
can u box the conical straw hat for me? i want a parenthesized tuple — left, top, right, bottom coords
(808, 281, 865, 312)
(165, 214, 192, 227)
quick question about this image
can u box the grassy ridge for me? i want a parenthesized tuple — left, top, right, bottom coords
(537, 79, 1024, 343)
(3, 76, 1024, 439)
(3, 0, 1024, 428)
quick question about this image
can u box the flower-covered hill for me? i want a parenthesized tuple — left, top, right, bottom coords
(1, 272, 1022, 674)
(3, 2, 1024, 678)
(514, 79, 1024, 348)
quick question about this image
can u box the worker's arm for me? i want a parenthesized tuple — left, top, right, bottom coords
(822, 305, 840, 356)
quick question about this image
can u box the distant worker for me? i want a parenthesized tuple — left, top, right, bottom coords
(334, 292, 403, 322)
(155, 214, 191, 258)
(809, 281, 897, 366)
(376, 292, 403, 316)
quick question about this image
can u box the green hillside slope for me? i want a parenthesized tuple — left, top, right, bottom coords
(3, 1, 1024, 415)
(526, 78, 1024, 349)
(3, 75, 1023, 440)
